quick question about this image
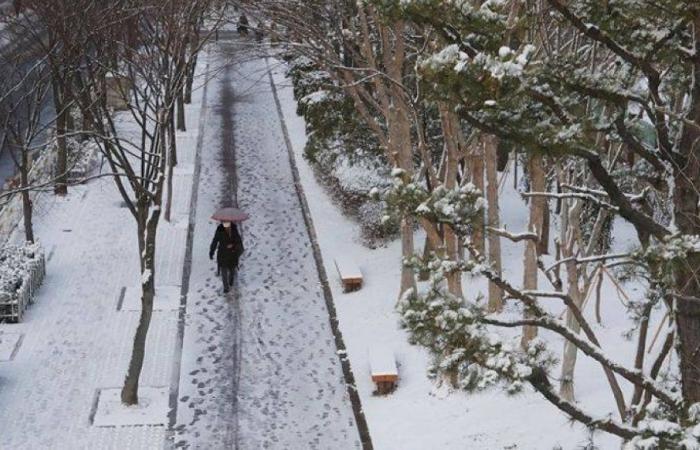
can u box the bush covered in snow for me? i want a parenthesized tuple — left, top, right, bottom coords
(284, 54, 396, 241)
(0, 242, 45, 323)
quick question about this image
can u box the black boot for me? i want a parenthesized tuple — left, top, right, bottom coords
(222, 267, 231, 293)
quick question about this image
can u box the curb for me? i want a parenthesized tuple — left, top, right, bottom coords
(266, 59, 374, 450)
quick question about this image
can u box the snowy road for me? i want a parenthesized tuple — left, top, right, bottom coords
(173, 38, 360, 448)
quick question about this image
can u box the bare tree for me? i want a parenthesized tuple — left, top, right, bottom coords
(0, 47, 53, 243)
(483, 134, 503, 311)
(3, 1, 81, 196)
(520, 153, 545, 346)
(64, 0, 219, 405)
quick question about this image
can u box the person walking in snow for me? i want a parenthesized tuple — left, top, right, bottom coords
(209, 221, 244, 293)
(237, 14, 249, 34)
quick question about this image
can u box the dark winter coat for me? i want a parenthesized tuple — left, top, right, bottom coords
(237, 14, 249, 34)
(209, 224, 244, 268)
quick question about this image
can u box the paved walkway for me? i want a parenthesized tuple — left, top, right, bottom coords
(173, 38, 360, 449)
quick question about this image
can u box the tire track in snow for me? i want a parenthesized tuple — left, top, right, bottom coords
(217, 51, 243, 450)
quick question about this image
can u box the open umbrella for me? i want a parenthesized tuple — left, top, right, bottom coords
(211, 207, 249, 223)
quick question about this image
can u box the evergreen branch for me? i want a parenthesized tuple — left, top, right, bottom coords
(467, 242, 679, 409)
(527, 367, 637, 440)
(544, 252, 632, 273)
(561, 184, 648, 203)
(521, 190, 618, 210)
(569, 148, 671, 243)
(486, 227, 538, 243)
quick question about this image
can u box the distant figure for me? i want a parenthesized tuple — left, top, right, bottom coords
(237, 14, 249, 35)
(209, 221, 244, 293)
(269, 21, 279, 46)
(13, 0, 23, 15)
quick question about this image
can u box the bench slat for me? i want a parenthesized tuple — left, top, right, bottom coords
(369, 345, 398, 379)
(334, 258, 362, 280)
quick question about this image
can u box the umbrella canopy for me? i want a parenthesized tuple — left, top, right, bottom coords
(211, 207, 249, 223)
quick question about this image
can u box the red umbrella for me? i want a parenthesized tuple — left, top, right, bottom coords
(211, 207, 249, 223)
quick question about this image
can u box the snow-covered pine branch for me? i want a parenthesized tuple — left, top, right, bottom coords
(486, 226, 538, 242)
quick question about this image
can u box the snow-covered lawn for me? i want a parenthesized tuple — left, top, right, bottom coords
(0, 47, 208, 449)
(272, 61, 630, 449)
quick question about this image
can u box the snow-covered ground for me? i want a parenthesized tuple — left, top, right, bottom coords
(271, 60, 637, 449)
(0, 34, 363, 449)
(0, 26, 657, 450)
(0, 31, 361, 450)
(0, 69, 205, 450)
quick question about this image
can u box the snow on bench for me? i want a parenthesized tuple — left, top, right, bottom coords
(334, 257, 363, 292)
(369, 345, 398, 395)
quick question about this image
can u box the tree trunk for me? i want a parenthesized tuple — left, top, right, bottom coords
(81, 110, 92, 142)
(444, 225, 461, 296)
(557, 181, 574, 398)
(674, 145, 700, 405)
(184, 39, 198, 104)
(389, 59, 417, 301)
(121, 105, 167, 406)
(470, 143, 485, 255)
(484, 135, 503, 311)
(65, 106, 74, 131)
(399, 216, 417, 299)
(675, 233, 700, 406)
(674, 13, 700, 405)
(538, 200, 549, 255)
(53, 81, 68, 195)
(164, 111, 177, 222)
(630, 303, 653, 409)
(559, 261, 583, 401)
(164, 160, 174, 223)
(121, 213, 158, 405)
(394, 103, 416, 300)
(176, 90, 186, 131)
(521, 153, 545, 347)
(20, 156, 34, 243)
(418, 236, 432, 281)
(496, 141, 509, 172)
(439, 104, 463, 298)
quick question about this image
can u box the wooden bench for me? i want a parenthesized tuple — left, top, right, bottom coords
(369, 345, 398, 395)
(334, 258, 363, 292)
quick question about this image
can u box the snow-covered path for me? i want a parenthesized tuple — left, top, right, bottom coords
(173, 38, 360, 448)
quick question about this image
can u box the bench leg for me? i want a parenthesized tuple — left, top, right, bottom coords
(375, 381, 396, 395)
(344, 282, 362, 293)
